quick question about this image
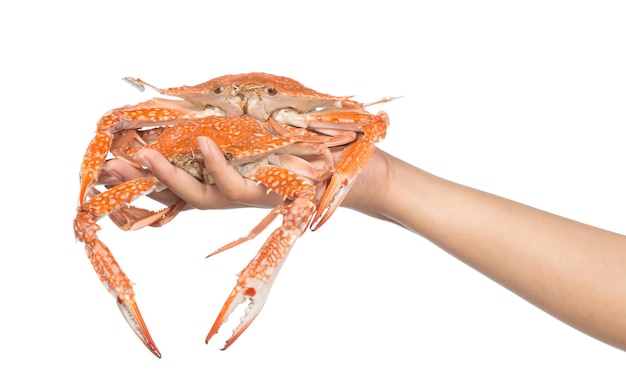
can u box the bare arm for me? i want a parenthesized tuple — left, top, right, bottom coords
(358, 150, 626, 352)
(106, 137, 626, 351)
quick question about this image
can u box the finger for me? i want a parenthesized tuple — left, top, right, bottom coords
(197, 136, 283, 208)
(136, 147, 245, 209)
(104, 158, 149, 181)
(196, 137, 248, 199)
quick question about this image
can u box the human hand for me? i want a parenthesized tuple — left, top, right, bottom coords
(103, 136, 283, 211)
(104, 136, 394, 221)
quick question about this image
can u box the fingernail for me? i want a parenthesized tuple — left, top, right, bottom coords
(197, 136, 210, 156)
(136, 150, 152, 169)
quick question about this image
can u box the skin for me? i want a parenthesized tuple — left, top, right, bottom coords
(106, 136, 626, 352)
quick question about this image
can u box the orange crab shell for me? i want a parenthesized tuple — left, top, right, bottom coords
(132, 72, 362, 120)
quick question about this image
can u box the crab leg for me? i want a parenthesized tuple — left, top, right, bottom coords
(275, 108, 389, 142)
(206, 166, 317, 350)
(311, 111, 389, 230)
(108, 199, 187, 231)
(74, 177, 164, 358)
(311, 140, 376, 230)
(79, 98, 204, 205)
(207, 205, 283, 257)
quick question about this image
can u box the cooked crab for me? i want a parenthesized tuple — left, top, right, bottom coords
(74, 73, 390, 357)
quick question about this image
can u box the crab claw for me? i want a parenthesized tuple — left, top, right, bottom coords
(116, 291, 161, 358)
(75, 204, 161, 358)
(84, 236, 162, 358)
(205, 227, 298, 350)
(206, 196, 316, 350)
(311, 111, 388, 230)
(311, 139, 376, 230)
(204, 262, 283, 351)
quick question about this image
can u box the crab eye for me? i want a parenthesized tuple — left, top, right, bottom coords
(264, 86, 277, 96)
(223, 152, 233, 162)
(212, 84, 224, 94)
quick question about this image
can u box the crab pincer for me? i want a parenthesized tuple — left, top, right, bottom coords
(205, 169, 317, 349)
(74, 179, 163, 358)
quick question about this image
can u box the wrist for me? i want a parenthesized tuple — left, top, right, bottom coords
(341, 149, 396, 222)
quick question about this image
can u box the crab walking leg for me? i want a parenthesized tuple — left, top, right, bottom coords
(207, 205, 283, 257)
(74, 177, 163, 358)
(275, 108, 389, 140)
(108, 199, 188, 231)
(206, 166, 317, 350)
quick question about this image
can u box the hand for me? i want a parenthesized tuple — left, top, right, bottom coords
(104, 136, 393, 219)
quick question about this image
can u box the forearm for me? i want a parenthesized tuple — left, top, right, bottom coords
(368, 152, 626, 351)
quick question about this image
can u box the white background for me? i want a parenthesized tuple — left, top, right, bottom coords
(1, 1, 625, 383)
